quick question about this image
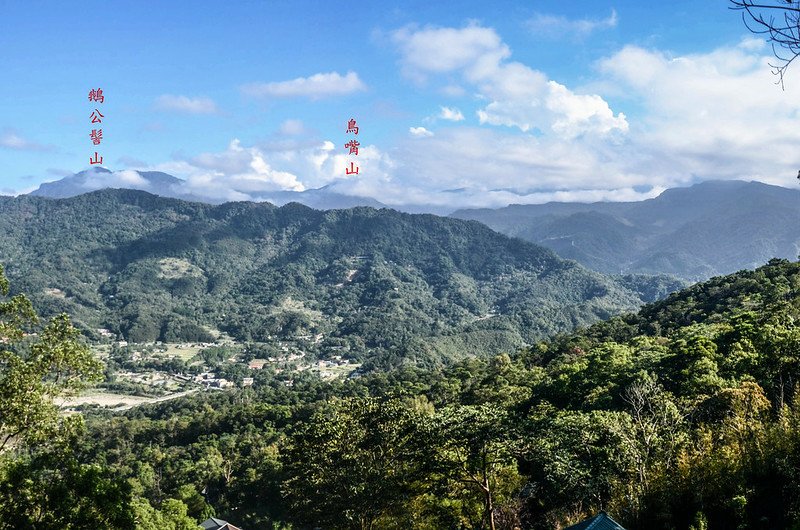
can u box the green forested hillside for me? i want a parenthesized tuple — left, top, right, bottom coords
(56, 259, 800, 529)
(2, 242, 800, 527)
(0, 189, 679, 367)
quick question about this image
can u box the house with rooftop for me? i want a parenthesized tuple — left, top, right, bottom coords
(565, 511, 627, 530)
(200, 517, 243, 530)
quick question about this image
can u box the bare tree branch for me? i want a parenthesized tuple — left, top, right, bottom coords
(731, 0, 800, 88)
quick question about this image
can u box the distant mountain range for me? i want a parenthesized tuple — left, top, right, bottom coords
(0, 189, 683, 368)
(29, 167, 391, 210)
(452, 180, 800, 281)
(28, 171, 799, 282)
(31, 167, 187, 200)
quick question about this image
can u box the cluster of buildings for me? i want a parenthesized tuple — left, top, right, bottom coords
(193, 372, 234, 389)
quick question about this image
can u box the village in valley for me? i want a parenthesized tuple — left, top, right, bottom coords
(60, 330, 360, 411)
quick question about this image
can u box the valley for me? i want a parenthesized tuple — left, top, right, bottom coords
(6, 1, 800, 528)
(0, 190, 683, 370)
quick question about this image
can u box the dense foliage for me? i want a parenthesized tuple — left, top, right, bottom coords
(0, 265, 202, 529)
(0, 190, 675, 368)
(62, 258, 800, 529)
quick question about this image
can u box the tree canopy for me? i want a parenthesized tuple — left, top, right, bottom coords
(0, 265, 202, 529)
(63, 259, 800, 529)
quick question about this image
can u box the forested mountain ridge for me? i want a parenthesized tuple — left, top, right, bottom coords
(67, 259, 800, 529)
(452, 180, 800, 281)
(0, 189, 682, 367)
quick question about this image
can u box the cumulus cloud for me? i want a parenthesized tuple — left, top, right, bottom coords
(439, 106, 465, 121)
(393, 127, 646, 196)
(409, 126, 434, 137)
(114, 170, 150, 186)
(155, 95, 218, 114)
(56, 35, 797, 212)
(241, 71, 366, 99)
(378, 25, 800, 209)
(393, 37, 800, 207)
(596, 38, 800, 185)
(82, 169, 150, 190)
(186, 139, 306, 193)
(139, 39, 798, 210)
(391, 24, 510, 81)
(323, 127, 661, 209)
(391, 23, 627, 139)
(0, 129, 53, 151)
(146, 137, 396, 204)
(526, 10, 618, 40)
(475, 79, 628, 137)
(279, 119, 307, 136)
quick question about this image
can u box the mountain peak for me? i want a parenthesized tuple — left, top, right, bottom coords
(79, 166, 112, 174)
(27, 169, 390, 210)
(30, 168, 184, 200)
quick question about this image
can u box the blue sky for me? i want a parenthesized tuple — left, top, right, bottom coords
(1, 1, 798, 208)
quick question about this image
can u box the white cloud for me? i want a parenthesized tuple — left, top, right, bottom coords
(475, 78, 628, 138)
(439, 106, 465, 121)
(392, 24, 627, 139)
(545, 82, 628, 137)
(115, 170, 150, 186)
(66, 35, 799, 212)
(241, 71, 366, 99)
(526, 10, 618, 39)
(393, 127, 644, 195)
(155, 95, 218, 114)
(322, 127, 661, 209)
(440, 85, 466, 97)
(596, 39, 800, 185)
(391, 23, 510, 81)
(146, 137, 396, 203)
(187, 139, 306, 193)
(378, 26, 800, 210)
(0, 129, 52, 151)
(379, 38, 800, 209)
(409, 126, 434, 137)
(82, 169, 150, 190)
(279, 119, 307, 136)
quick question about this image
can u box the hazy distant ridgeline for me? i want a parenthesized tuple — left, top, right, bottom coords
(0, 189, 682, 368)
(453, 180, 800, 281)
(29, 167, 392, 211)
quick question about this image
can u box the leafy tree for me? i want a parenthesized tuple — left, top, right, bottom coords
(281, 397, 431, 529)
(430, 404, 522, 530)
(132, 497, 201, 530)
(0, 264, 102, 448)
(0, 190, 662, 366)
(52, 258, 800, 528)
(617, 373, 685, 523)
(522, 408, 629, 528)
(0, 425, 136, 529)
(0, 265, 136, 528)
